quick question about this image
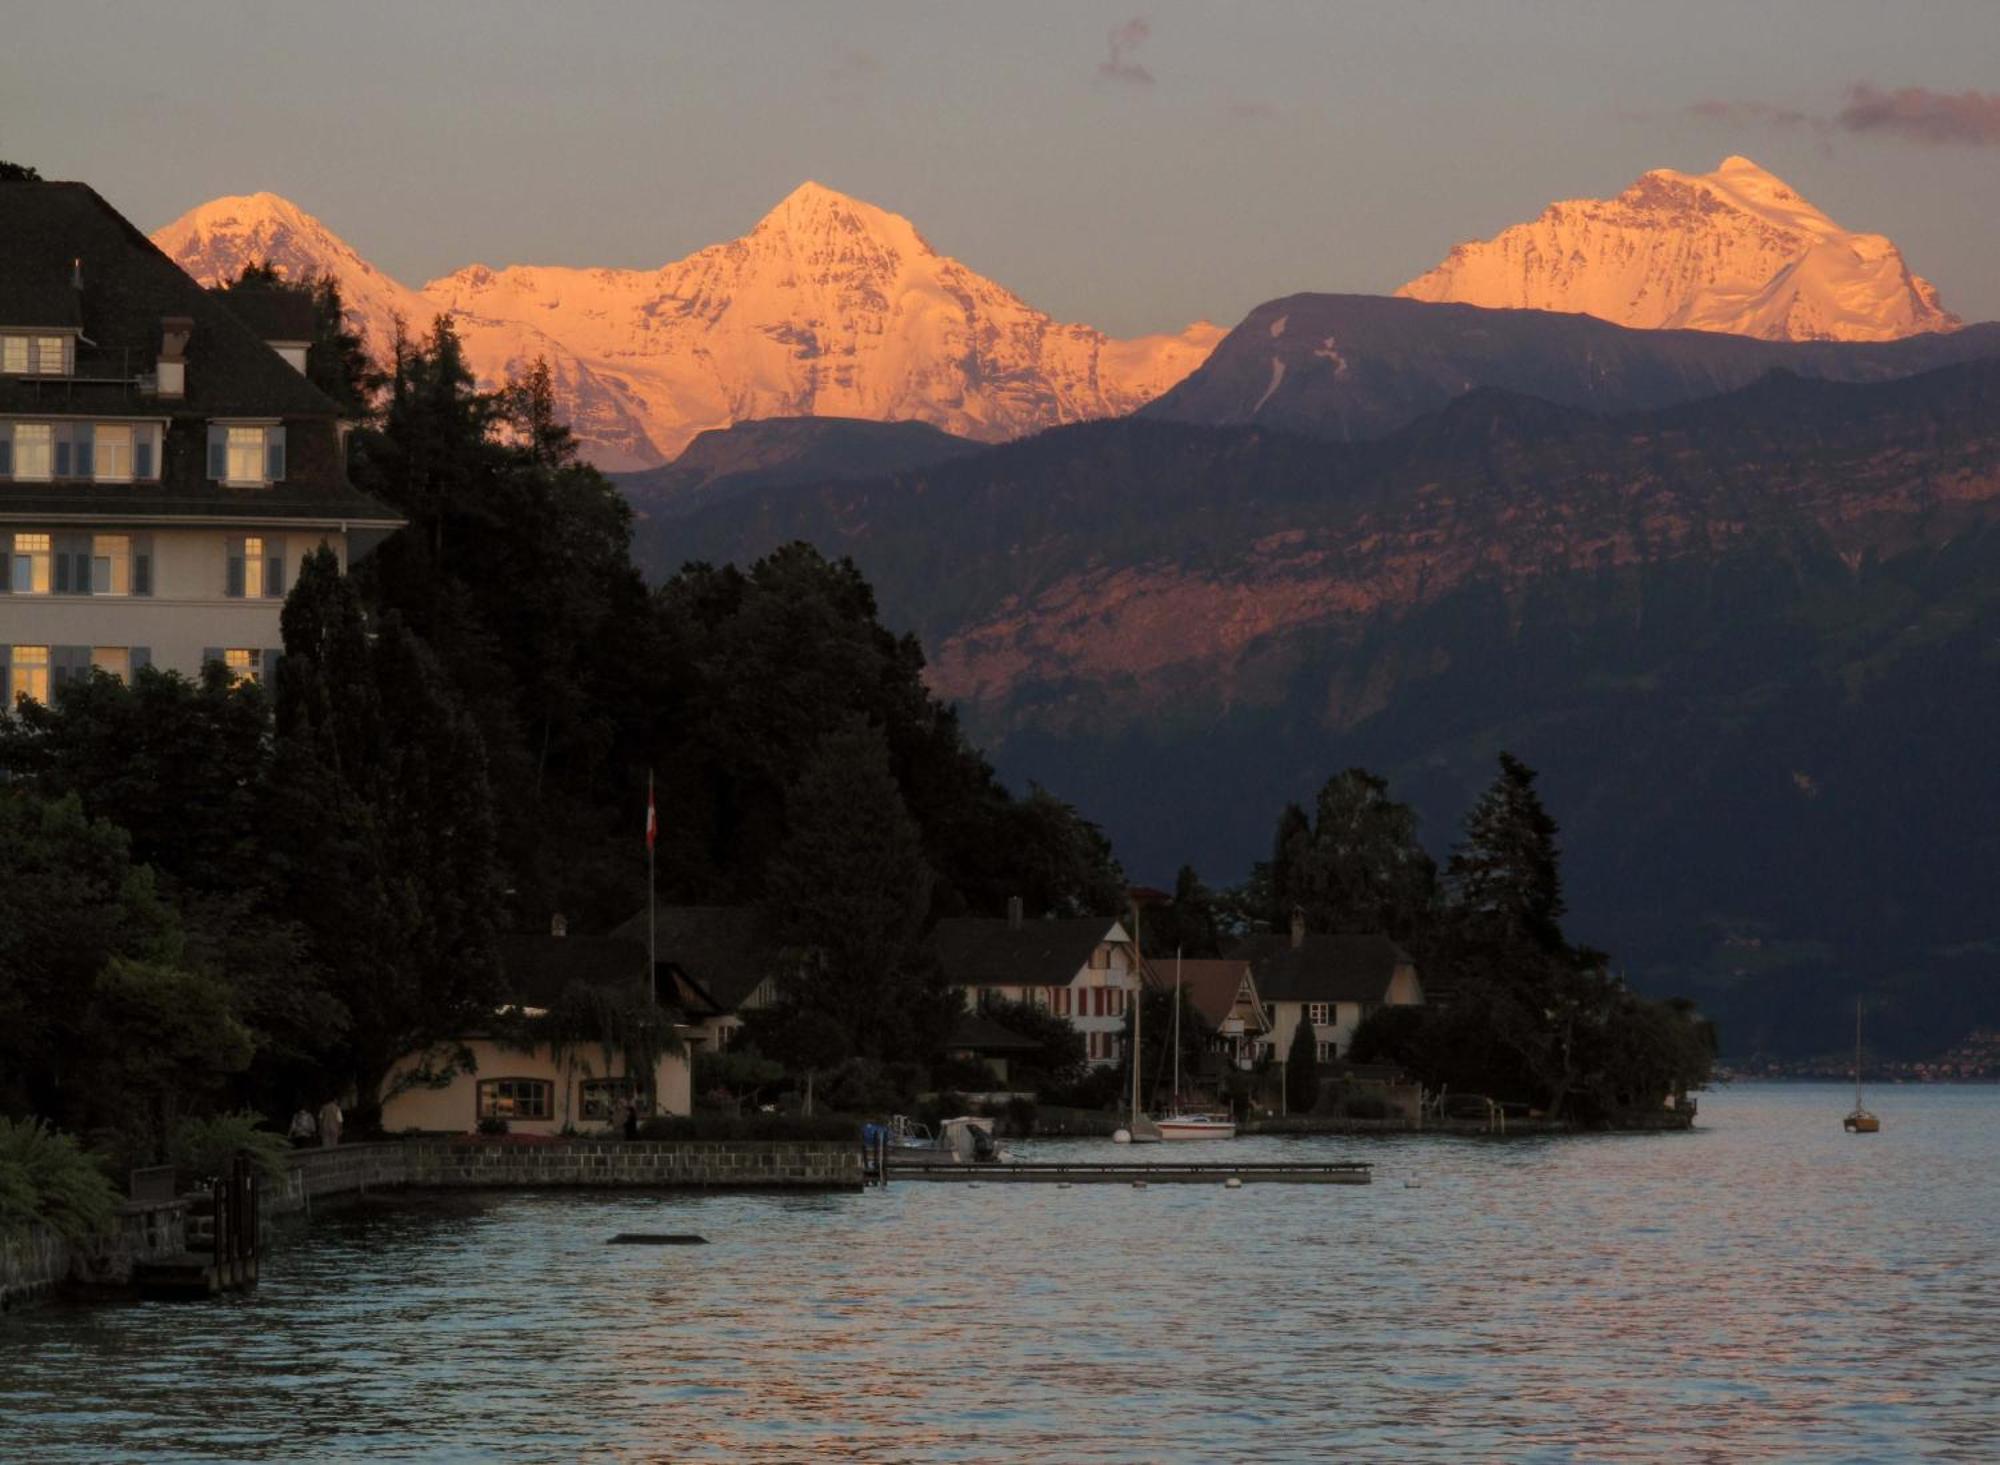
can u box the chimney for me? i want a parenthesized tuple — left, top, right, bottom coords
(1006, 895, 1024, 931)
(157, 316, 192, 400)
(1290, 907, 1306, 950)
(550, 913, 567, 938)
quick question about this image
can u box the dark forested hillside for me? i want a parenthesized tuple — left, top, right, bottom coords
(639, 362, 2000, 1058)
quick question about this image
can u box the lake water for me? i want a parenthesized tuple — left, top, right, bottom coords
(2, 1084, 1995, 1462)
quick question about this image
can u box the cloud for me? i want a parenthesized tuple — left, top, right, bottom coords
(1686, 98, 1823, 133)
(1837, 83, 2000, 145)
(1227, 100, 1280, 121)
(1682, 84, 2000, 148)
(1097, 17, 1153, 87)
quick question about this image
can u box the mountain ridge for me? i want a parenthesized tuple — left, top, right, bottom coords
(153, 185, 1221, 470)
(1397, 156, 1959, 342)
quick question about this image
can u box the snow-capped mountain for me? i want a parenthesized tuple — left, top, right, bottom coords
(153, 184, 1221, 469)
(1396, 156, 1959, 343)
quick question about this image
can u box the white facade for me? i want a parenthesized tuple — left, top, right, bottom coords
(379, 1037, 692, 1137)
(958, 920, 1142, 1067)
(1260, 965, 1426, 1063)
(1, 524, 352, 694)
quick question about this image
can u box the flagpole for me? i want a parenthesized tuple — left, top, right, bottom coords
(647, 769, 657, 1011)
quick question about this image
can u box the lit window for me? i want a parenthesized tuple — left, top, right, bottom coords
(10, 534, 51, 594)
(94, 425, 133, 482)
(241, 536, 266, 598)
(91, 647, 130, 681)
(579, 1079, 648, 1122)
(222, 648, 262, 684)
(91, 535, 131, 596)
(226, 426, 265, 484)
(12, 424, 52, 481)
(1, 338, 23, 373)
(8, 646, 49, 705)
(33, 337, 65, 374)
(477, 1078, 552, 1121)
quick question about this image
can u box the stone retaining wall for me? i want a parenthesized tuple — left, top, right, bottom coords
(276, 1138, 861, 1214)
(0, 1201, 187, 1312)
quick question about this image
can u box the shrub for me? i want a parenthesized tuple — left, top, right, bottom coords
(1050, 1065, 1125, 1111)
(1002, 1096, 1038, 1136)
(819, 1057, 921, 1115)
(635, 1114, 856, 1142)
(0, 1118, 121, 1243)
(476, 1116, 510, 1136)
(168, 1111, 292, 1190)
(1340, 1094, 1392, 1120)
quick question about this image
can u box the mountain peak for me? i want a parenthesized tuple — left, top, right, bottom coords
(1398, 159, 1958, 343)
(750, 180, 930, 252)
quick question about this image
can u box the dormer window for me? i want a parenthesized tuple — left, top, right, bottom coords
(1, 335, 70, 375)
(208, 423, 287, 487)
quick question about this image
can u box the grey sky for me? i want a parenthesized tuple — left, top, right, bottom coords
(4, 0, 1996, 335)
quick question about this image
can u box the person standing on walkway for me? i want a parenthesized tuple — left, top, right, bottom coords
(318, 1096, 344, 1148)
(622, 1098, 641, 1142)
(288, 1105, 318, 1150)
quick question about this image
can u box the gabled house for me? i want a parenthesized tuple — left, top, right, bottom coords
(609, 904, 781, 1054)
(379, 923, 692, 1136)
(1233, 914, 1424, 1063)
(934, 900, 1141, 1066)
(0, 180, 399, 700)
(1143, 957, 1273, 1071)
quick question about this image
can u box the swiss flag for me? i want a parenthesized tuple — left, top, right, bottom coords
(645, 773, 657, 850)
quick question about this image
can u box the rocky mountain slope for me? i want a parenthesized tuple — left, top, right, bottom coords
(644, 363, 2000, 1057)
(153, 185, 1220, 470)
(1398, 156, 1960, 342)
(1142, 293, 2000, 439)
(613, 415, 981, 523)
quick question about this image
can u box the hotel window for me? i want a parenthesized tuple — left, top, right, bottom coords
(0, 338, 22, 373)
(7, 646, 50, 705)
(222, 649, 262, 684)
(579, 1078, 648, 1122)
(94, 425, 134, 482)
(10, 423, 52, 481)
(1307, 1002, 1331, 1027)
(477, 1078, 552, 1121)
(91, 647, 131, 681)
(9, 534, 51, 594)
(33, 337, 65, 374)
(91, 536, 131, 597)
(209, 424, 286, 486)
(225, 535, 285, 599)
(1317, 1040, 1335, 1062)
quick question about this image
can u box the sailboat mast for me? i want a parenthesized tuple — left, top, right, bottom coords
(1855, 997, 1863, 1108)
(1173, 948, 1183, 1106)
(1131, 946, 1142, 1126)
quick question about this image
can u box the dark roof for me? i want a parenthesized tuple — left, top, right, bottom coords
(949, 1011, 1045, 1053)
(934, 916, 1122, 989)
(0, 182, 342, 419)
(1142, 958, 1258, 1029)
(1229, 931, 1412, 1003)
(608, 905, 777, 1013)
(213, 286, 317, 343)
(495, 934, 652, 1008)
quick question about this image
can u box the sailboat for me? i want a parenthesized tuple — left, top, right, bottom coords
(1154, 950, 1236, 1141)
(1120, 954, 1161, 1144)
(1844, 998, 1880, 1133)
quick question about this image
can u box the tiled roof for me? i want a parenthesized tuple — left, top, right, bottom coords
(0, 183, 341, 419)
(1142, 957, 1259, 1029)
(1229, 931, 1412, 1003)
(607, 905, 777, 1013)
(934, 915, 1120, 989)
(495, 934, 654, 1008)
(213, 286, 317, 343)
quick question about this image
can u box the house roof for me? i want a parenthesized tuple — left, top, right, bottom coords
(607, 905, 776, 1013)
(495, 934, 653, 1009)
(0, 183, 342, 419)
(1229, 931, 1413, 1004)
(213, 285, 318, 344)
(948, 1011, 1045, 1054)
(1142, 958, 1262, 1030)
(934, 915, 1123, 989)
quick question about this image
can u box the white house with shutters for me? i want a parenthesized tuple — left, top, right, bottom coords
(0, 179, 399, 704)
(934, 902, 1142, 1067)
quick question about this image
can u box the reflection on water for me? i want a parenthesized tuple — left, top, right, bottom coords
(3, 1086, 1995, 1461)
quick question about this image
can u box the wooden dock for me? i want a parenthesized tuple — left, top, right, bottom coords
(882, 1160, 1372, 1185)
